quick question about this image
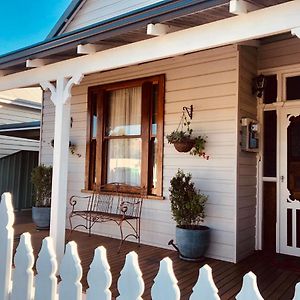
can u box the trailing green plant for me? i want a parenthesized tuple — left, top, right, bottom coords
(31, 165, 52, 207)
(169, 169, 207, 228)
(190, 136, 209, 159)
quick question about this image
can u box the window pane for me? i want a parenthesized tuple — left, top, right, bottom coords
(150, 138, 158, 191)
(286, 76, 300, 101)
(152, 84, 158, 135)
(263, 111, 276, 177)
(263, 75, 277, 104)
(107, 138, 141, 186)
(107, 87, 142, 136)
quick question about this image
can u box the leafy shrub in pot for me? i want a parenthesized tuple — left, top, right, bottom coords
(169, 169, 210, 260)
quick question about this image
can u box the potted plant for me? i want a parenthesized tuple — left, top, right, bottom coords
(31, 164, 52, 229)
(169, 169, 210, 261)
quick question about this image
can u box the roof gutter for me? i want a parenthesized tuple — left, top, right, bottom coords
(0, 0, 228, 70)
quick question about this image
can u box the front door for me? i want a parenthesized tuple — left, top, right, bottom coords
(279, 106, 300, 256)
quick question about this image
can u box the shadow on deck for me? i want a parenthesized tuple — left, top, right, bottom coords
(14, 211, 300, 300)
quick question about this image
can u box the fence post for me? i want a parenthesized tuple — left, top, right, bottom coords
(58, 241, 82, 300)
(86, 246, 112, 300)
(151, 257, 180, 300)
(34, 237, 58, 300)
(117, 251, 144, 300)
(0, 192, 15, 300)
(190, 264, 220, 300)
(11, 233, 34, 300)
(236, 271, 263, 300)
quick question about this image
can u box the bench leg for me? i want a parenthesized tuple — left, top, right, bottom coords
(117, 221, 124, 253)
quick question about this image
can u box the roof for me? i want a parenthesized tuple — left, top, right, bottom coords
(0, 0, 291, 76)
(0, 121, 40, 132)
(0, 0, 232, 72)
(47, 0, 84, 39)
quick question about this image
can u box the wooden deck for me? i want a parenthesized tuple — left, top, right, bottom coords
(14, 211, 300, 299)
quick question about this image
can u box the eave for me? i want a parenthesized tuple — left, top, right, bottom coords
(0, 0, 229, 71)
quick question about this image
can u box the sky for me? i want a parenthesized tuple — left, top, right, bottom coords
(0, 0, 72, 56)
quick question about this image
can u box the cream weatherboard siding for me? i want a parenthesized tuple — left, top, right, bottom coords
(40, 45, 240, 262)
(63, 0, 161, 34)
(236, 46, 258, 261)
(0, 101, 40, 158)
(258, 37, 300, 70)
(0, 136, 39, 159)
(0, 103, 40, 125)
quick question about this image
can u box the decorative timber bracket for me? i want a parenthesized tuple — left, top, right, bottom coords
(40, 74, 84, 106)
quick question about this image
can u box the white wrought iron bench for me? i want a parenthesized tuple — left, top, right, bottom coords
(68, 184, 143, 251)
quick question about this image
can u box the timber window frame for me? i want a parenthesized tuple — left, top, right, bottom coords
(85, 75, 165, 197)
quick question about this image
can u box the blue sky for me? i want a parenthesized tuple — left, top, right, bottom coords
(0, 0, 72, 55)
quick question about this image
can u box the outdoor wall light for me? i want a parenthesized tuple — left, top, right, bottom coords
(252, 74, 266, 98)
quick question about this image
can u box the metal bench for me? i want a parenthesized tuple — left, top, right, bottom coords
(68, 184, 143, 251)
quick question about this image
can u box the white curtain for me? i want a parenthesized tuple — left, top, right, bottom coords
(107, 87, 142, 186)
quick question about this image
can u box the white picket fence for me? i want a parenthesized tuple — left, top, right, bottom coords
(1, 192, 300, 300)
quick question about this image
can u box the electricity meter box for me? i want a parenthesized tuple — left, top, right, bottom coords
(241, 118, 259, 152)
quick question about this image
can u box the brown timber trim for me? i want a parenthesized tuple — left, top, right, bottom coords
(81, 189, 164, 200)
(86, 74, 165, 197)
(155, 75, 165, 196)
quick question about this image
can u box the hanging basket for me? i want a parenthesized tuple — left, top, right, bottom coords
(173, 139, 195, 152)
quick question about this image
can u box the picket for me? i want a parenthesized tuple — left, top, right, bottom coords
(117, 251, 144, 300)
(59, 241, 82, 300)
(236, 272, 263, 300)
(2, 192, 300, 300)
(0, 193, 14, 300)
(11, 233, 34, 300)
(190, 264, 220, 300)
(86, 246, 112, 300)
(151, 257, 180, 300)
(34, 237, 58, 300)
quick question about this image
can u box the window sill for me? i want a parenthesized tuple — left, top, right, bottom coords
(80, 189, 165, 200)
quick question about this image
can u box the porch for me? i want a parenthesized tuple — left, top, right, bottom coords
(14, 211, 300, 299)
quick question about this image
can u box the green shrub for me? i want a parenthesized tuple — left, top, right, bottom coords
(169, 169, 207, 228)
(31, 165, 52, 207)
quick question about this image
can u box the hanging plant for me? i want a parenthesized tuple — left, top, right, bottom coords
(166, 109, 209, 158)
(166, 112, 194, 152)
(50, 139, 81, 158)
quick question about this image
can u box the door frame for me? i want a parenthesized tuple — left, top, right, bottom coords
(256, 66, 300, 254)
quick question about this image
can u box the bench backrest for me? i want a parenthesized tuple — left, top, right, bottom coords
(87, 193, 113, 213)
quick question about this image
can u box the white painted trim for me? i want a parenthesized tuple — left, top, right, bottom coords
(1, 1, 300, 91)
(229, 0, 259, 15)
(262, 177, 277, 182)
(146, 23, 181, 36)
(291, 27, 300, 38)
(77, 43, 110, 54)
(26, 59, 56, 68)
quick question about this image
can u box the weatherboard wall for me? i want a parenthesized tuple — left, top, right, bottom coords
(40, 45, 239, 262)
(63, 0, 162, 33)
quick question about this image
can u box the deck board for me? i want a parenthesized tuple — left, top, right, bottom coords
(14, 211, 300, 299)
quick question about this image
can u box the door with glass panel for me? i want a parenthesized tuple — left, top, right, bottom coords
(279, 106, 300, 256)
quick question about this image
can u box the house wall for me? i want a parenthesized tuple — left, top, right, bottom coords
(258, 37, 300, 70)
(0, 102, 40, 158)
(236, 46, 258, 261)
(63, 0, 161, 33)
(41, 45, 240, 262)
(0, 103, 40, 125)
